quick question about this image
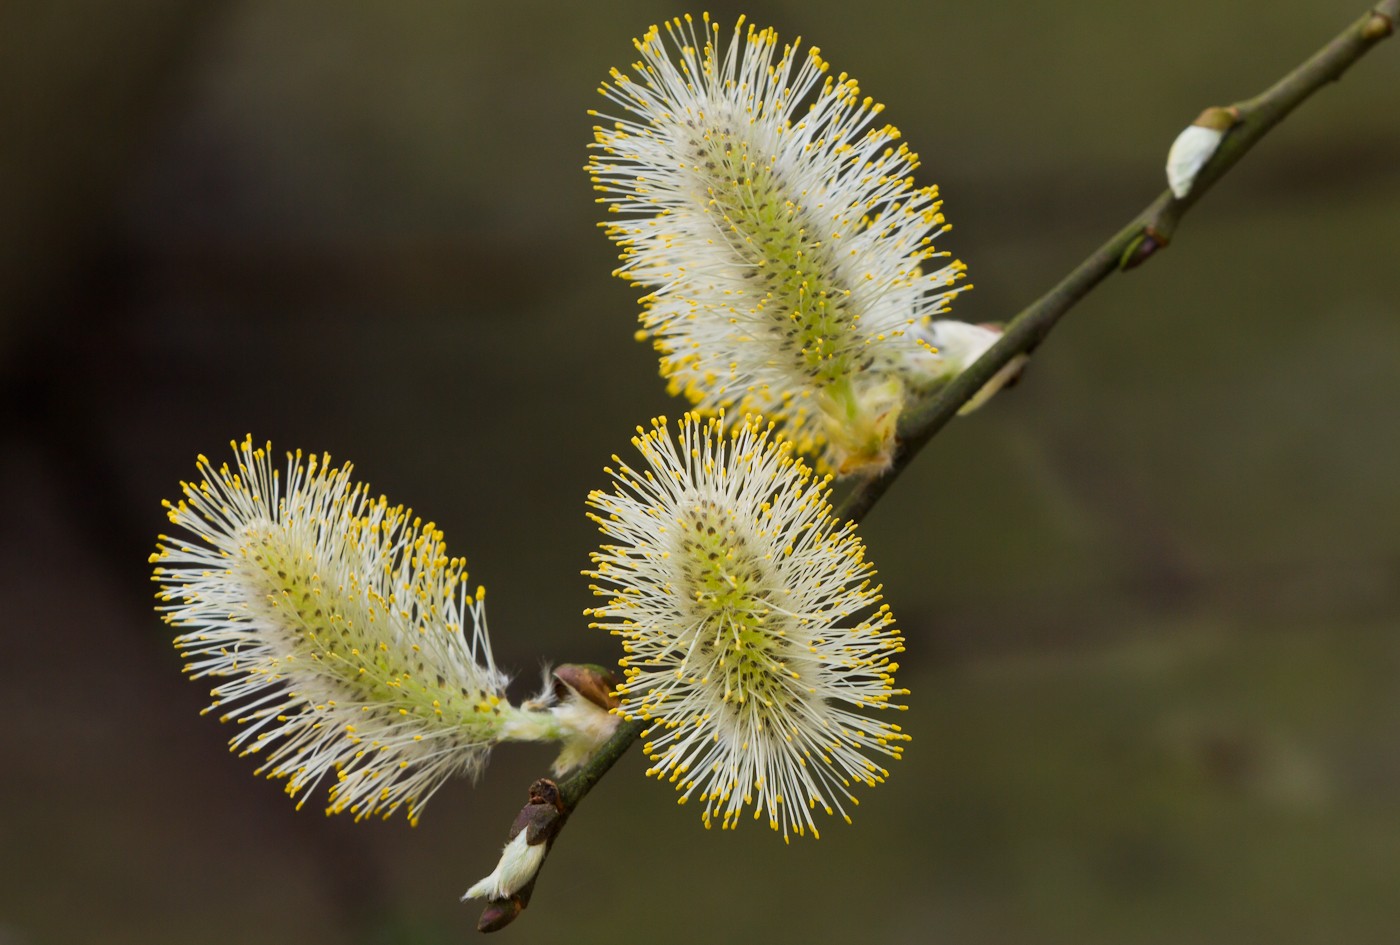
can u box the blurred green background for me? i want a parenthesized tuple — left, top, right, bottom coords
(3, 1, 1399, 943)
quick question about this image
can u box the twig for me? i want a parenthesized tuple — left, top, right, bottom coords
(478, 2, 1396, 929)
(836, 0, 1396, 523)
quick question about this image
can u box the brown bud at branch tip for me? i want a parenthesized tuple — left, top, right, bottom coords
(477, 898, 524, 933)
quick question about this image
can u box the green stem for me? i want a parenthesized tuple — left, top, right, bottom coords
(479, 1, 1396, 929)
(555, 718, 646, 808)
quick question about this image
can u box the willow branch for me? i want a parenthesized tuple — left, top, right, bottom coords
(480, 2, 1396, 929)
(835, 0, 1395, 522)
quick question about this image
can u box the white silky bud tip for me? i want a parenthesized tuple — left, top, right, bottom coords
(1166, 124, 1226, 199)
(462, 831, 546, 902)
(912, 320, 1025, 415)
(919, 320, 1001, 376)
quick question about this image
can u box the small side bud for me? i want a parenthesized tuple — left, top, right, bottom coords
(1120, 226, 1169, 271)
(1166, 106, 1239, 199)
(1361, 10, 1393, 40)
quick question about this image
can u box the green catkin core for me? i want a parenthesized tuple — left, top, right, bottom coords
(673, 497, 793, 711)
(687, 121, 859, 386)
(241, 524, 506, 736)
